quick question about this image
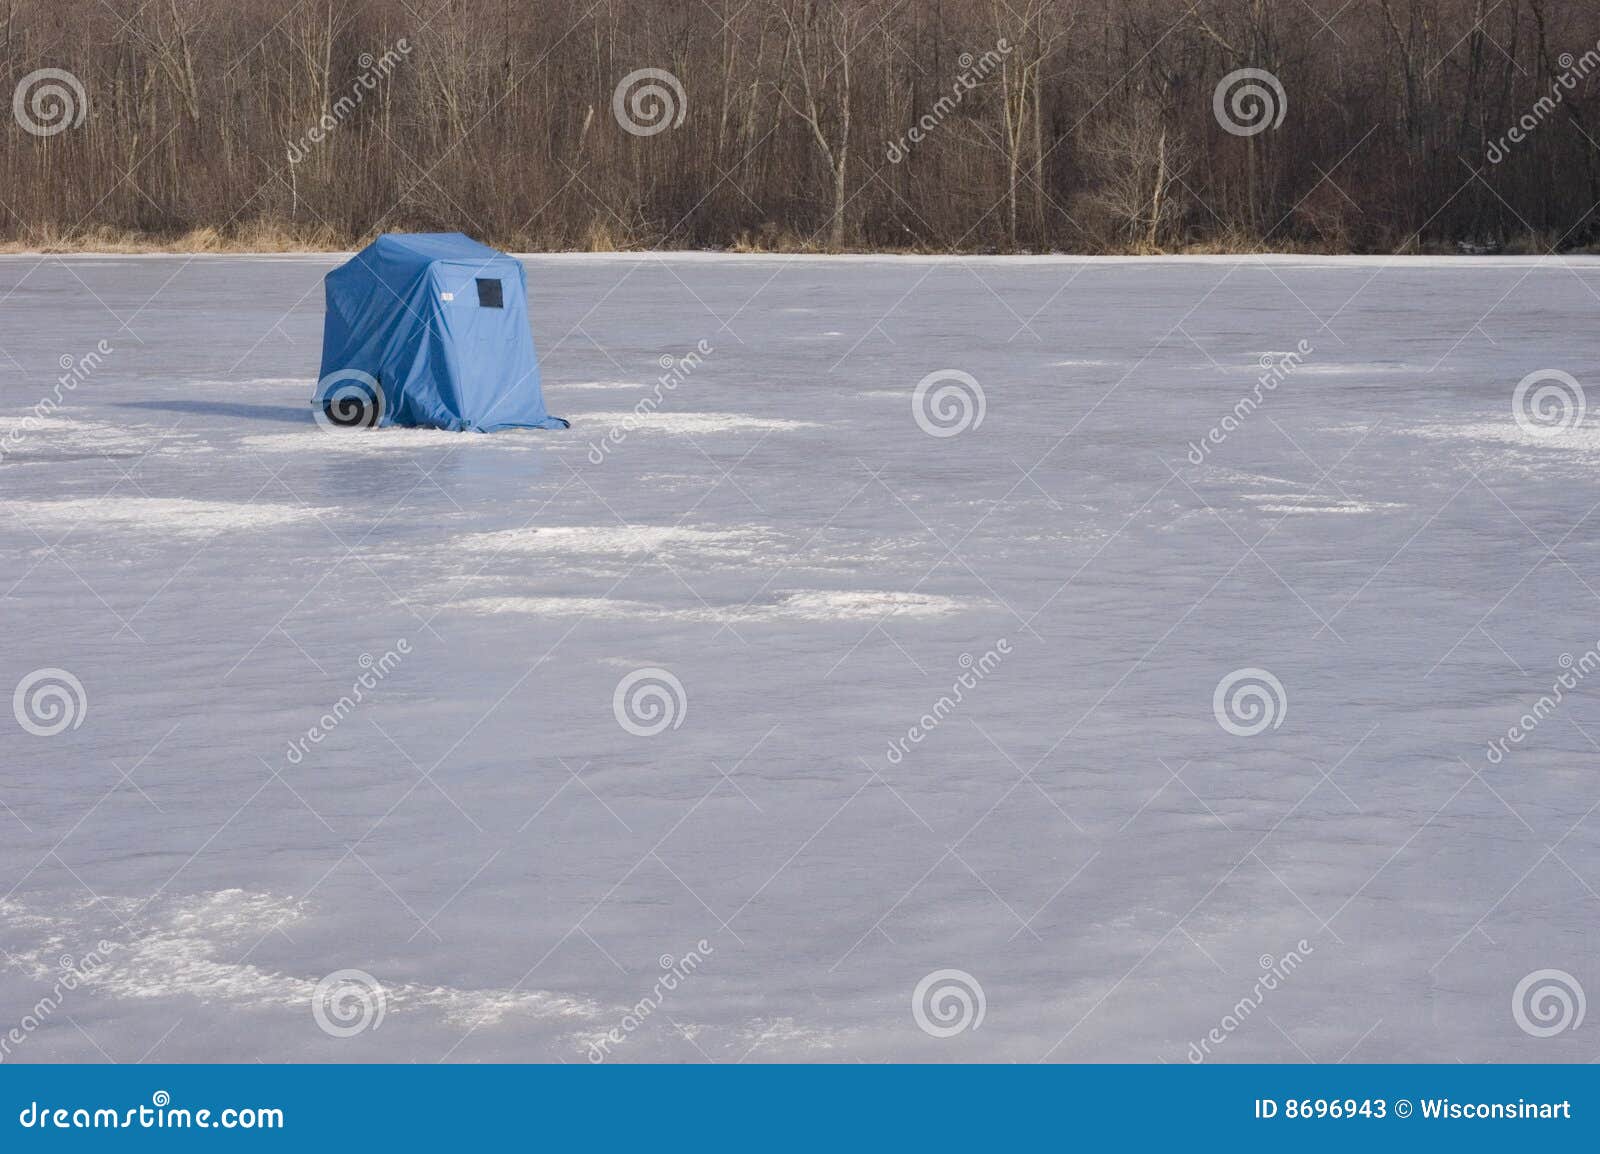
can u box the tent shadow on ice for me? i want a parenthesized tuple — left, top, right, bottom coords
(314, 233, 567, 432)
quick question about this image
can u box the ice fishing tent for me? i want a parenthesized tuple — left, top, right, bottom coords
(315, 232, 567, 432)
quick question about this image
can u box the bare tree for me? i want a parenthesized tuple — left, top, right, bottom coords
(1, 0, 1597, 254)
(778, 0, 863, 250)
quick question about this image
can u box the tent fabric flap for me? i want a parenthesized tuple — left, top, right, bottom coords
(316, 232, 567, 432)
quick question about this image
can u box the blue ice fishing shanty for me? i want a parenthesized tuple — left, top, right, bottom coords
(314, 232, 567, 432)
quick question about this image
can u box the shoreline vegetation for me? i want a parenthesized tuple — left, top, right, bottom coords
(4, 2, 1598, 262)
(0, 224, 1591, 258)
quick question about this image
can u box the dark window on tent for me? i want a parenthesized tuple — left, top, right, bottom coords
(475, 278, 504, 308)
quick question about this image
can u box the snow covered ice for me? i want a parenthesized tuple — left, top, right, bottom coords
(3, 253, 1599, 1062)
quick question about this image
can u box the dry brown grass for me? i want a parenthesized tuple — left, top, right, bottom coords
(0, 224, 1547, 258)
(0, 219, 351, 254)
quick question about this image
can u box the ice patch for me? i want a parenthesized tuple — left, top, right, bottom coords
(769, 590, 965, 620)
(456, 589, 968, 622)
(1243, 492, 1404, 515)
(1404, 419, 1600, 455)
(736, 1016, 855, 1055)
(1, 890, 600, 1029)
(2, 497, 330, 534)
(1293, 362, 1421, 376)
(184, 377, 311, 390)
(572, 411, 822, 435)
(1255, 502, 1394, 515)
(457, 596, 706, 621)
(0, 416, 202, 462)
(454, 525, 764, 561)
(241, 428, 543, 453)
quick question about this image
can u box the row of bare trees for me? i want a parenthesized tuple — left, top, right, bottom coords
(1, 0, 1597, 252)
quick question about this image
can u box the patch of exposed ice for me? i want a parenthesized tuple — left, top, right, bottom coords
(183, 377, 312, 390)
(1255, 502, 1394, 515)
(0, 415, 203, 462)
(1293, 362, 1423, 376)
(1404, 420, 1600, 455)
(2, 496, 331, 534)
(736, 1016, 856, 1055)
(769, 590, 965, 620)
(1244, 492, 1404, 515)
(241, 428, 545, 453)
(573, 411, 823, 435)
(0, 890, 600, 1029)
(1195, 468, 1305, 487)
(456, 596, 707, 621)
(595, 655, 663, 669)
(456, 589, 968, 622)
(454, 525, 765, 561)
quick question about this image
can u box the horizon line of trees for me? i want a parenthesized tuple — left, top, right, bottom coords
(1, 0, 1597, 254)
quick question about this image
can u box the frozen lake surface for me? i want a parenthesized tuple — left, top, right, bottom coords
(3, 252, 1599, 1063)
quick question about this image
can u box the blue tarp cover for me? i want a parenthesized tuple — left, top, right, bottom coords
(316, 232, 566, 431)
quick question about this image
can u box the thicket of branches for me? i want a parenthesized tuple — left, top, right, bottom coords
(2, 0, 1597, 253)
